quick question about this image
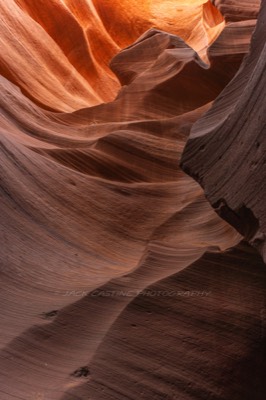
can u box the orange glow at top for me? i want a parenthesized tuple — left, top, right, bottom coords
(0, 0, 224, 111)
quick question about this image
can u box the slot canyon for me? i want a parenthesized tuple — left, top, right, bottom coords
(0, 0, 265, 399)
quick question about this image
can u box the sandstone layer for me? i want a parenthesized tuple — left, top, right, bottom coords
(181, 0, 266, 261)
(0, 0, 265, 399)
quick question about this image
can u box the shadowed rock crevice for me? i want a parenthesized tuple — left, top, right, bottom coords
(213, 199, 260, 240)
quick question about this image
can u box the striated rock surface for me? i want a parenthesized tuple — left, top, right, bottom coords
(0, 0, 224, 111)
(211, 0, 261, 22)
(181, 0, 266, 261)
(0, 0, 265, 399)
(62, 242, 266, 400)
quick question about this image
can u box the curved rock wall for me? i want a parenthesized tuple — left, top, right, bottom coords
(0, 0, 265, 398)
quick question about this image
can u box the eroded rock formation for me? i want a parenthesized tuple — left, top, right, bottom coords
(0, 0, 265, 399)
(0, 0, 224, 111)
(181, 0, 266, 261)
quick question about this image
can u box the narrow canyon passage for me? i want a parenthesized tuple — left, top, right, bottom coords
(0, 0, 265, 399)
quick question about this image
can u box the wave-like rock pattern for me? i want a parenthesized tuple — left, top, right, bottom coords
(0, 0, 224, 111)
(0, 0, 265, 399)
(63, 242, 266, 400)
(181, 0, 266, 261)
(212, 0, 261, 21)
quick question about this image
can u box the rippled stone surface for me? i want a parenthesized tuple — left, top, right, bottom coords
(0, 0, 265, 399)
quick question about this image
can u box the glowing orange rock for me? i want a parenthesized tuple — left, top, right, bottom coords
(0, 0, 224, 111)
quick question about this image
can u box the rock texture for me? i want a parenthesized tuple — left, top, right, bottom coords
(212, 0, 260, 21)
(181, 0, 266, 261)
(62, 242, 266, 400)
(0, 0, 265, 399)
(0, 0, 224, 111)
